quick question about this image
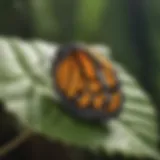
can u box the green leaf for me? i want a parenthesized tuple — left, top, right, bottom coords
(0, 37, 159, 159)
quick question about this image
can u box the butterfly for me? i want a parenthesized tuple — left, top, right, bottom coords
(51, 44, 124, 122)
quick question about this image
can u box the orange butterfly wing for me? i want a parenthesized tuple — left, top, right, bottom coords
(52, 45, 124, 122)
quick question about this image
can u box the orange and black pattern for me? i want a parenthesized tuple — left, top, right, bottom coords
(52, 44, 124, 122)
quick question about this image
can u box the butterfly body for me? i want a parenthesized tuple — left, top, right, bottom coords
(52, 44, 124, 122)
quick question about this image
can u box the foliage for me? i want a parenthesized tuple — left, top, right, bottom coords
(0, 37, 159, 159)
